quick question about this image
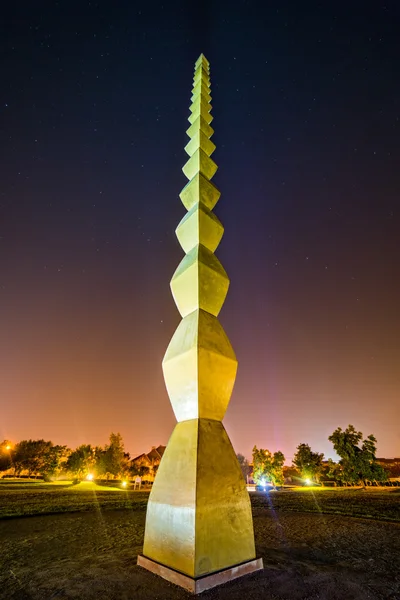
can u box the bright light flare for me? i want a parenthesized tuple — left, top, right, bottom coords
(86, 474, 94, 481)
(122, 481, 127, 488)
(305, 478, 312, 485)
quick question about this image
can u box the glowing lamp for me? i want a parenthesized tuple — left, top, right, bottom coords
(86, 474, 94, 481)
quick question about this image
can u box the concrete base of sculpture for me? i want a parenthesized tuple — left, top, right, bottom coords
(137, 555, 263, 594)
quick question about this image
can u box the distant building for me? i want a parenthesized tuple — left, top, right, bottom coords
(377, 457, 400, 479)
(131, 445, 166, 482)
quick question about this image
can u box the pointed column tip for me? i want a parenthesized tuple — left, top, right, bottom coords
(195, 53, 210, 67)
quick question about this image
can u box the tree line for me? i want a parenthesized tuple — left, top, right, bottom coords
(0, 433, 146, 481)
(1, 424, 397, 486)
(241, 424, 395, 487)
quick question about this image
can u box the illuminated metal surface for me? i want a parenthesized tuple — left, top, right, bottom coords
(142, 54, 257, 580)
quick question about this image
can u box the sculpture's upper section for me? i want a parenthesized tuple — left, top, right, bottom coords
(162, 55, 238, 422)
(178, 56, 221, 216)
(172, 54, 228, 319)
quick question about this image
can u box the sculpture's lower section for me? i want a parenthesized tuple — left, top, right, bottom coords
(142, 418, 256, 578)
(137, 555, 263, 594)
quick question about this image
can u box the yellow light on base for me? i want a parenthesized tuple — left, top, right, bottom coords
(122, 481, 127, 488)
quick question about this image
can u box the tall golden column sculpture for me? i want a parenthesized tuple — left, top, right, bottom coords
(138, 54, 263, 594)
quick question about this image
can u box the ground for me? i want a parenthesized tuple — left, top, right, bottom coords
(1, 482, 399, 600)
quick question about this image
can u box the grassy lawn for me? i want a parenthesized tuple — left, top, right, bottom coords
(251, 486, 400, 522)
(0, 480, 149, 519)
(1, 480, 399, 521)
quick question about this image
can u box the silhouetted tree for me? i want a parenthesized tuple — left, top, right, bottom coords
(0, 440, 13, 472)
(40, 444, 68, 479)
(326, 458, 342, 483)
(12, 440, 67, 478)
(13, 440, 44, 476)
(64, 445, 96, 479)
(293, 443, 324, 483)
(95, 433, 128, 479)
(329, 425, 388, 485)
(236, 453, 251, 481)
(252, 446, 285, 488)
(14, 440, 44, 476)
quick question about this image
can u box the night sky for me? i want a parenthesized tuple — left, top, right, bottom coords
(1, 2, 399, 462)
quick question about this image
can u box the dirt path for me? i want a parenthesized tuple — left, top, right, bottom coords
(1, 509, 400, 600)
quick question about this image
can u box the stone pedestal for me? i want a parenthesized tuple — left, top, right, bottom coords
(137, 555, 263, 594)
